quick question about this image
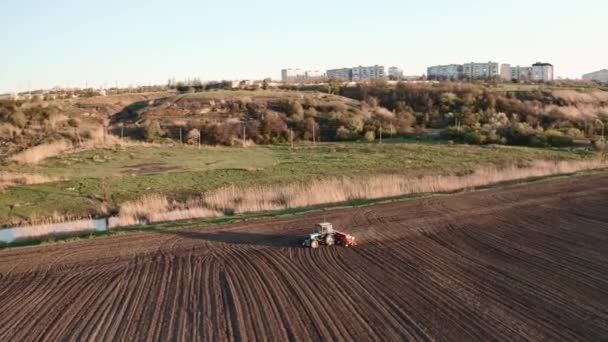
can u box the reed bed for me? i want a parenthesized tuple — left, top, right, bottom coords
(11, 218, 98, 241)
(0, 171, 62, 190)
(202, 160, 608, 214)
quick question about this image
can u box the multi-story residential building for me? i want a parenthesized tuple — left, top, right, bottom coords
(532, 62, 554, 82)
(461, 62, 500, 80)
(388, 67, 404, 79)
(503, 65, 533, 81)
(582, 69, 608, 83)
(281, 69, 306, 82)
(351, 65, 385, 81)
(501, 62, 554, 82)
(427, 64, 462, 80)
(305, 70, 326, 81)
(281, 69, 327, 82)
(326, 68, 352, 81)
(500, 64, 512, 80)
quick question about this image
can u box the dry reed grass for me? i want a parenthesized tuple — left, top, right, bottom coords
(9, 140, 73, 164)
(11, 218, 98, 241)
(0, 171, 62, 191)
(113, 194, 169, 227)
(110, 194, 223, 228)
(202, 160, 608, 214)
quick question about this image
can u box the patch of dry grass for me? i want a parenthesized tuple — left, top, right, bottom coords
(202, 160, 608, 214)
(11, 218, 98, 242)
(109, 194, 222, 228)
(9, 140, 73, 164)
(0, 171, 63, 191)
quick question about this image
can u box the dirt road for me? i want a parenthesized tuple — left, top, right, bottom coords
(1, 175, 607, 341)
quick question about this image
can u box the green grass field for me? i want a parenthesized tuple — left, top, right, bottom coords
(0, 140, 595, 225)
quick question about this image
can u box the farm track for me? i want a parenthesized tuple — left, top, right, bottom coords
(1, 175, 608, 341)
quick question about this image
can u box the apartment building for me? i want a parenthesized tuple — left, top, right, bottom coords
(531, 62, 554, 82)
(305, 70, 326, 81)
(427, 64, 462, 80)
(326, 68, 352, 81)
(281, 69, 306, 82)
(351, 65, 385, 81)
(388, 67, 404, 79)
(281, 69, 327, 82)
(582, 69, 608, 83)
(501, 62, 554, 82)
(461, 62, 500, 80)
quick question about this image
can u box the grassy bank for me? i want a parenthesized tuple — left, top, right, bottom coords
(2, 168, 606, 250)
(0, 140, 597, 225)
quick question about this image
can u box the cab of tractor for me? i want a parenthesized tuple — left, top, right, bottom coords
(316, 222, 334, 235)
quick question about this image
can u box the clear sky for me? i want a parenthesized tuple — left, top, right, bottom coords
(1, 0, 606, 93)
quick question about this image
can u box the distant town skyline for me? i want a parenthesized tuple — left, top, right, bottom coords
(1, 0, 607, 93)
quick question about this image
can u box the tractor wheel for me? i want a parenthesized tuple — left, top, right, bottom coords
(326, 235, 335, 246)
(311, 240, 319, 249)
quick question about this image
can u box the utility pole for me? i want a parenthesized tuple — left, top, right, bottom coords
(242, 124, 246, 143)
(379, 127, 383, 144)
(290, 128, 294, 149)
(198, 128, 201, 150)
(121, 125, 124, 140)
(179, 127, 183, 145)
(312, 124, 316, 146)
(596, 119, 605, 141)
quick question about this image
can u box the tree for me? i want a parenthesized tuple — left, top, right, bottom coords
(144, 120, 164, 141)
(364, 130, 375, 142)
(186, 128, 200, 145)
(262, 79, 270, 90)
(328, 79, 342, 95)
(10, 111, 27, 128)
(297, 117, 319, 141)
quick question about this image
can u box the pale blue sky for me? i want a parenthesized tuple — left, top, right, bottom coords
(1, 0, 606, 93)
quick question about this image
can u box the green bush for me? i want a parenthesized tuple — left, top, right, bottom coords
(463, 130, 484, 144)
(529, 134, 549, 148)
(144, 120, 164, 141)
(545, 130, 573, 147)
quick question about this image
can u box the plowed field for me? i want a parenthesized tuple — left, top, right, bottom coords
(1, 175, 607, 341)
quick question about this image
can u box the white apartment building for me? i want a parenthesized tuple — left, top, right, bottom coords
(305, 70, 326, 81)
(326, 68, 352, 81)
(582, 69, 608, 83)
(281, 69, 327, 82)
(501, 62, 554, 82)
(388, 67, 404, 79)
(427, 64, 462, 80)
(532, 62, 554, 82)
(281, 69, 306, 82)
(461, 62, 500, 80)
(351, 65, 385, 81)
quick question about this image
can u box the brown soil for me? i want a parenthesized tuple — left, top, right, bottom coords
(1, 175, 607, 341)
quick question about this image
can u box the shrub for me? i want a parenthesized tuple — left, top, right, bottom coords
(463, 130, 485, 145)
(10, 111, 27, 128)
(67, 118, 80, 127)
(545, 129, 573, 147)
(186, 128, 200, 145)
(592, 139, 606, 151)
(144, 120, 164, 141)
(529, 134, 549, 148)
(364, 131, 375, 142)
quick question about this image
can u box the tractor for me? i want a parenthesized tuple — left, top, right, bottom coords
(302, 222, 356, 248)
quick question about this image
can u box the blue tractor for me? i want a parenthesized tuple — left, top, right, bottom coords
(302, 222, 336, 248)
